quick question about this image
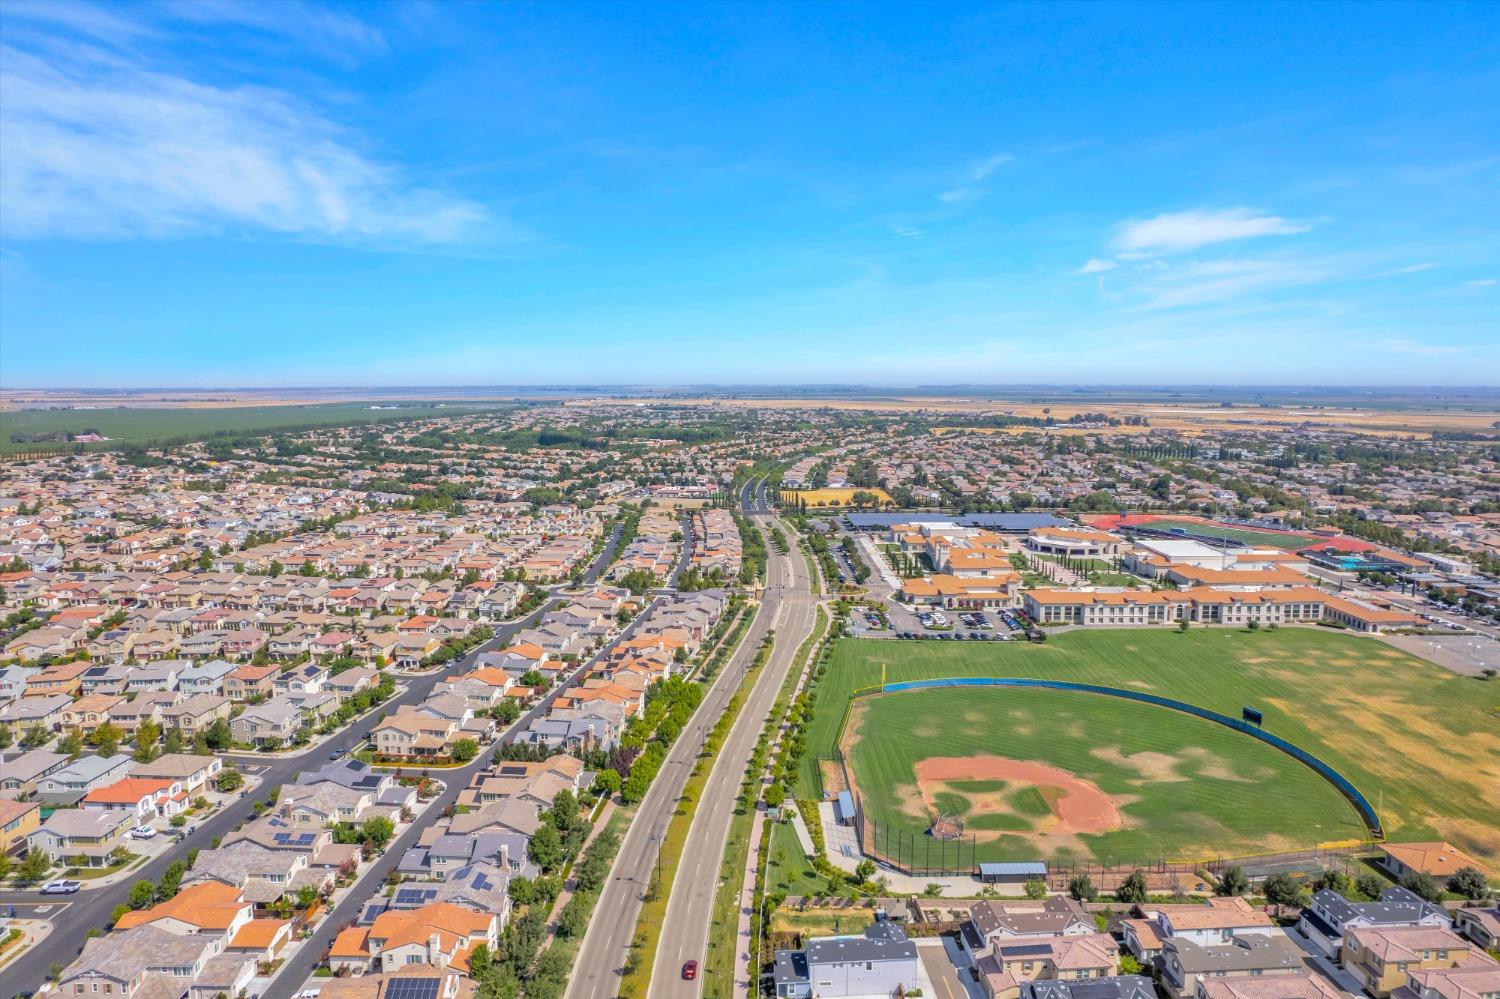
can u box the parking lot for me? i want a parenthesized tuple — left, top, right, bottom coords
(889, 606, 1027, 642)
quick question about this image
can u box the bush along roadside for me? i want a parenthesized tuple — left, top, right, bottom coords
(615, 627, 778, 998)
(704, 606, 829, 994)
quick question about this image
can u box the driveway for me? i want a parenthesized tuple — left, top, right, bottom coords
(919, 937, 983, 999)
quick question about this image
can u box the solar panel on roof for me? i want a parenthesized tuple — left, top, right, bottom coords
(1000, 943, 1054, 957)
(386, 978, 440, 999)
(473, 874, 492, 890)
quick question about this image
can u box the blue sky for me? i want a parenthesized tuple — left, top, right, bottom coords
(1, 0, 1496, 388)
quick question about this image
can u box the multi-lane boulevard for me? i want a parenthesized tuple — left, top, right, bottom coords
(651, 499, 816, 997)
(0, 522, 630, 998)
(565, 478, 817, 999)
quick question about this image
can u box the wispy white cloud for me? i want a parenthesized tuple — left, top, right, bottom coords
(970, 153, 1015, 180)
(1, 0, 161, 43)
(1381, 261, 1440, 275)
(1132, 259, 1330, 311)
(888, 224, 924, 239)
(938, 187, 984, 204)
(1381, 338, 1468, 355)
(1462, 278, 1495, 290)
(1114, 207, 1312, 257)
(1074, 258, 1117, 275)
(158, 0, 388, 61)
(0, 32, 491, 246)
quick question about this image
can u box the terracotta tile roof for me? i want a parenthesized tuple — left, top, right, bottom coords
(114, 881, 248, 931)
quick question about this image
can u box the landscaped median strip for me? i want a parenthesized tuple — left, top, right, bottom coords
(614, 628, 778, 998)
(703, 604, 829, 997)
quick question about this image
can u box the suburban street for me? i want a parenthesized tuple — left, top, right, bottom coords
(0, 523, 627, 999)
(564, 479, 806, 999)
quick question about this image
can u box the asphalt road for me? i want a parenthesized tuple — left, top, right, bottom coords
(0, 523, 626, 999)
(565, 480, 808, 999)
(650, 511, 816, 998)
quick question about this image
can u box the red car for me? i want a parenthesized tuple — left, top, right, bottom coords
(681, 960, 698, 981)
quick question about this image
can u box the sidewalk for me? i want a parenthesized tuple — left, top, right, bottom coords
(0, 919, 53, 969)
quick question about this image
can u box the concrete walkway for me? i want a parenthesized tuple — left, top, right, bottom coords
(815, 803, 985, 897)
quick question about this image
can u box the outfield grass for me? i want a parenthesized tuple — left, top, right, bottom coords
(849, 685, 1363, 862)
(801, 630, 1500, 866)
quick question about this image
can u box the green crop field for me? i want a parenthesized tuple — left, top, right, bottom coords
(0, 402, 507, 455)
(800, 630, 1500, 866)
(1137, 519, 1314, 550)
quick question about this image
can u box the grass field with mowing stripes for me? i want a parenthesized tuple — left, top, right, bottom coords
(800, 629, 1500, 866)
(848, 685, 1362, 862)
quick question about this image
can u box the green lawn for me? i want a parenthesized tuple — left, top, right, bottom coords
(1137, 519, 1314, 551)
(801, 630, 1500, 866)
(849, 685, 1362, 863)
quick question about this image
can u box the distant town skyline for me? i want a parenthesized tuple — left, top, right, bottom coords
(2, 1, 1497, 387)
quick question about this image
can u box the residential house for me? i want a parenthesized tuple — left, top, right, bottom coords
(60, 691, 126, 732)
(0, 692, 72, 730)
(772, 917, 921, 999)
(56, 924, 253, 999)
(36, 752, 134, 805)
(1453, 906, 1500, 952)
(373, 707, 462, 758)
(177, 659, 238, 696)
(132, 753, 225, 794)
(1342, 926, 1490, 999)
(1196, 973, 1344, 999)
(185, 840, 331, 907)
(273, 662, 329, 696)
(230, 696, 306, 747)
(107, 691, 179, 734)
(225, 663, 280, 702)
(0, 797, 42, 852)
(0, 747, 69, 794)
(1159, 934, 1309, 999)
(314, 967, 475, 999)
(975, 934, 1121, 999)
(82, 776, 187, 822)
(1392, 963, 1500, 999)
(1296, 887, 1451, 958)
(326, 666, 379, 703)
(967, 897, 1097, 953)
(77, 663, 132, 695)
(1375, 843, 1488, 884)
(28, 807, 133, 865)
(123, 662, 183, 693)
(334, 902, 498, 975)
(162, 692, 233, 735)
(1023, 978, 1157, 999)
(1126, 897, 1276, 962)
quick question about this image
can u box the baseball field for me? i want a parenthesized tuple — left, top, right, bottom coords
(802, 630, 1500, 866)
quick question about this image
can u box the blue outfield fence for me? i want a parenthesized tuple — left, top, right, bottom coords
(872, 677, 1384, 840)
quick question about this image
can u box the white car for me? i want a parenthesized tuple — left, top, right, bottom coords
(130, 825, 157, 839)
(40, 879, 82, 894)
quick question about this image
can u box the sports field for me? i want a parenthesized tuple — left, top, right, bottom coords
(802, 630, 1500, 866)
(1134, 518, 1316, 550)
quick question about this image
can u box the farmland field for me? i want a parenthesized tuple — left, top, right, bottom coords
(801, 631, 1500, 865)
(781, 487, 894, 507)
(0, 402, 506, 454)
